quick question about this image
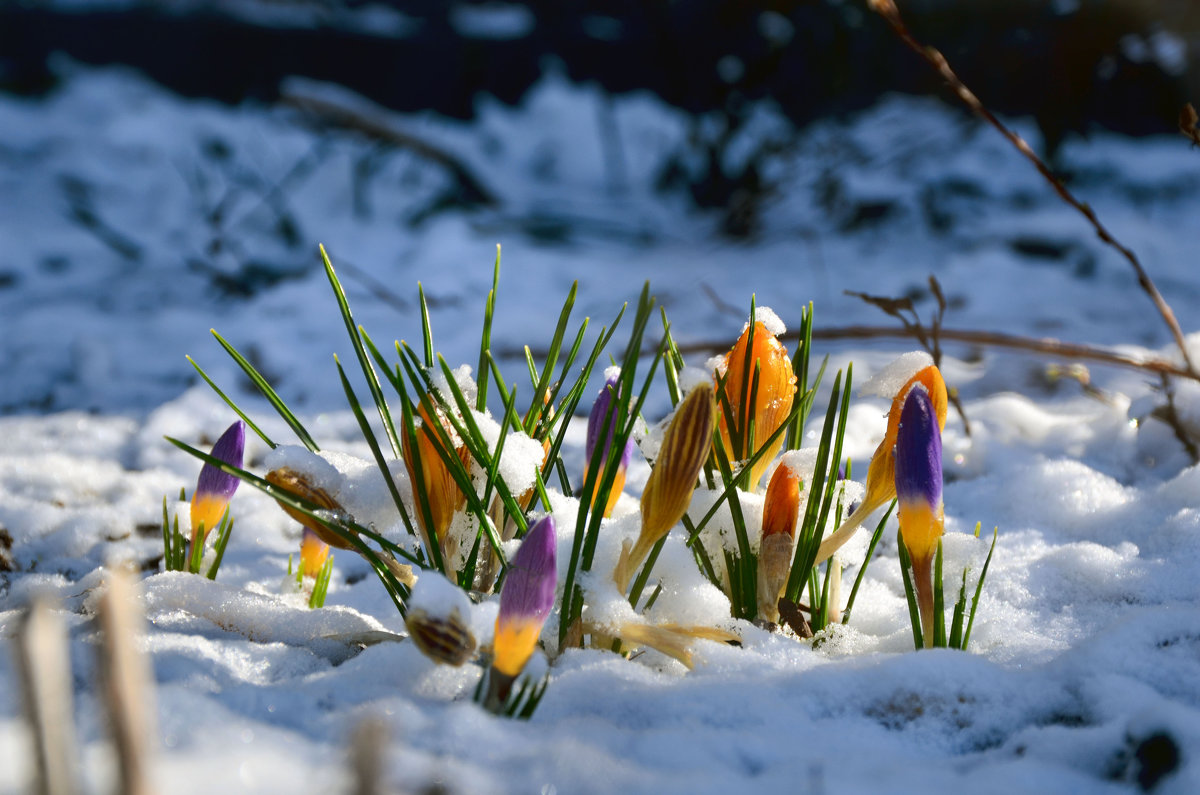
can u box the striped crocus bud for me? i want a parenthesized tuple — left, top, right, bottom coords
(757, 462, 801, 622)
(189, 421, 245, 548)
(585, 374, 635, 518)
(894, 384, 944, 647)
(487, 516, 557, 707)
(402, 402, 471, 555)
(816, 364, 947, 564)
(265, 467, 355, 550)
(614, 383, 717, 593)
(715, 321, 796, 489)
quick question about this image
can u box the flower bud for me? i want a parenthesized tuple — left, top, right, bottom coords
(715, 321, 796, 488)
(402, 402, 471, 552)
(640, 383, 717, 542)
(265, 467, 355, 551)
(895, 384, 944, 566)
(615, 383, 717, 593)
(761, 463, 801, 542)
(816, 363, 947, 564)
(189, 421, 245, 548)
(491, 516, 557, 679)
(406, 607, 477, 667)
(585, 374, 635, 517)
(757, 463, 801, 621)
(894, 384, 944, 647)
(298, 526, 330, 579)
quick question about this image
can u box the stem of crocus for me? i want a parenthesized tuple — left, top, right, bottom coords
(483, 668, 517, 712)
(911, 552, 935, 649)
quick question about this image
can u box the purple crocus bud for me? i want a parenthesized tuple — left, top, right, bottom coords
(492, 515, 557, 678)
(585, 374, 634, 517)
(894, 385, 943, 561)
(893, 385, 944, 648)
(190, 420, 245, 545)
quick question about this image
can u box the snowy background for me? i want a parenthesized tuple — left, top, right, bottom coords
(3, 2, 1200, 793)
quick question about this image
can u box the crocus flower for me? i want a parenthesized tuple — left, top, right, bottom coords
(585, 374, 635, 518)
(298, 526, 330, 579)
(757, 462, 801, 621)
(816, 364, 947, 564)
(894, 384, 944, 647)
(405, 573, 478, 667)
(265, 467, 354, 550)
(189, 421, 245, 551)
(714, 321, 796, 488)
(614, 383, 717, 593)
(402, 401, 471, 557)
(486, 516, 557, 707)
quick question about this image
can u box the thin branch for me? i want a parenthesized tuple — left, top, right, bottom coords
(1154, 373, 1200, 463)
(670, 324, 1198, 381)
(865, 0, 1197, 377)
(844, 279, 972, 432)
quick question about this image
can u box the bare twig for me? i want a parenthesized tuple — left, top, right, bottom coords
(16, 599, 80, 795)
(524, 321, 1195, 380)
(866, 0, 1197, 377)
(96, 565, 156, 795)
(847, 277, 972, 433)
(668, 324, 1195, 379)
(1181, 104, 1200, 148)
(1153, 373, 1200, 463)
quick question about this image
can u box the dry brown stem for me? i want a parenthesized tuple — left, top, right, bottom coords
(16, 599, 80, 795)
(350, 717, 389, 795)
(673, 324, 1196, 381)
(866, 0, 1197, 378)
(96, 565, 156, 795)
(847, 276, 972, 433)
(1154, 373, 1200, 463)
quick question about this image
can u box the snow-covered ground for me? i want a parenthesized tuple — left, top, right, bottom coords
(3, 62, 1200, 793)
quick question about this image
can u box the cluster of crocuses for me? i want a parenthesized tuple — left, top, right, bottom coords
(596, 311, 955, 647)
(171, 245, 987, 719)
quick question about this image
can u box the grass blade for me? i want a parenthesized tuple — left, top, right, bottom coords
(841, 501, 894, 624)
(186, 356, 275, 448)
(963, 526, 999, 651)
(210, 329, 319, 452)
(319, 245, 403, 459)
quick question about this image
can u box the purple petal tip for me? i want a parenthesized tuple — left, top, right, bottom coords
(195, 420, 245, 501)
(894, 387, 942, 509)
(586, 375, 634, 470)
(500, 516, 558, 623)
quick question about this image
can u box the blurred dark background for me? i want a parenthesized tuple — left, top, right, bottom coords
(2, 0, 1198, 240)
(3, 1, 1196, 148)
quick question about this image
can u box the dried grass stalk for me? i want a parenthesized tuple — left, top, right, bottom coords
(96, 565, 156, 795)
(16, 598, 80, 795)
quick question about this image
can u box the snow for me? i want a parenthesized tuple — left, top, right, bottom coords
(860, 351, 935, 398)
(3, 63, 1200, 794)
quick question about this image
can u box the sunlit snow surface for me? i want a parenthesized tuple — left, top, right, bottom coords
(3, 65, 1200, 793)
